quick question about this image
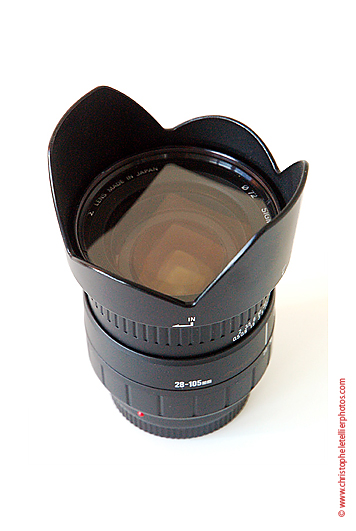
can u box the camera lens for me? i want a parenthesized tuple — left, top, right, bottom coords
(49, 86, 307, 438)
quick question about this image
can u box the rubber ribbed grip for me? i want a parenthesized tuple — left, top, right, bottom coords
(88, 295, 270, 356)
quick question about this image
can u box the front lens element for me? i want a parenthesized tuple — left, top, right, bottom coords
(77, 149, 278, 303)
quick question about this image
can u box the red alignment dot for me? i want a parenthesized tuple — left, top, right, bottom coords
(137, 411, 144, 417)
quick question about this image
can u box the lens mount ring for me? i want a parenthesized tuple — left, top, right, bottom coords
(112, 394, 250, 439)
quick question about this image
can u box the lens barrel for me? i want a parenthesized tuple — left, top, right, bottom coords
(86, 291, 275, 438)
(49, 86, 308, 438)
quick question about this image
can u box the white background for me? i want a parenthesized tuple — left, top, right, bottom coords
(1, 1, 354, 529)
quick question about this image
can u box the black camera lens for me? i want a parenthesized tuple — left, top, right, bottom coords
(49, 86, 307, 438)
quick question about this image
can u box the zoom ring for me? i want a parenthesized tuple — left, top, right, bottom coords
(88, 294, 270, 356)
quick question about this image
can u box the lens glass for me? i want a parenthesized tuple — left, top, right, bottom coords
(77, 149, 278, 302)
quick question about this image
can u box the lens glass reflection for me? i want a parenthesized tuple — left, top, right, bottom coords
(78, 156, 276, 302)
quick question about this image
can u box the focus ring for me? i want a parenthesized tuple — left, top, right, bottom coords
(88, 294, 270, 356)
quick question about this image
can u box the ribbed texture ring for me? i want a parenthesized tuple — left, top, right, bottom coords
(88, 295, 270, 356)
